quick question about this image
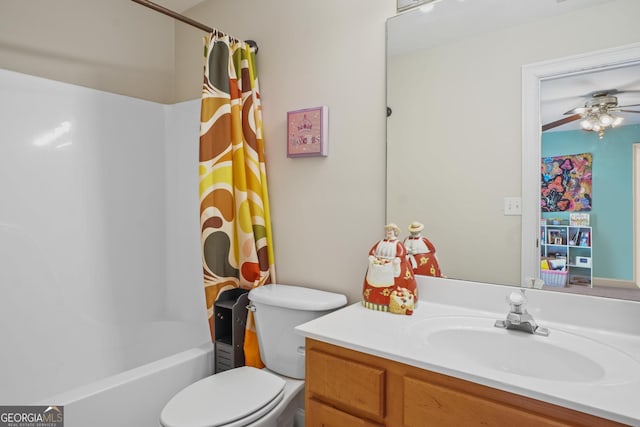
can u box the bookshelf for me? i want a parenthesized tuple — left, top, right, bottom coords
(540, 224, 592, 287)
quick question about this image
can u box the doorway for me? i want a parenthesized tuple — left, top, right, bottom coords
(522, 43, 640, 298)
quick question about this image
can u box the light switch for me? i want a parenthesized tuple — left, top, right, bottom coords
(504, 197, 522, 215)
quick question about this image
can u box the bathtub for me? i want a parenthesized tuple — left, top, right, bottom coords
(37, 321, 213, 427)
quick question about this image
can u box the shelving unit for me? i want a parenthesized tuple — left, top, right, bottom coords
(540, 224, 592, 287)
(214, 288, 250, 373)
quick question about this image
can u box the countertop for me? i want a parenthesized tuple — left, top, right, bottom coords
(295, 278, 640, 425)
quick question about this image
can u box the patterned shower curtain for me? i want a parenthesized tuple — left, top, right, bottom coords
(199, 32, 275, 368)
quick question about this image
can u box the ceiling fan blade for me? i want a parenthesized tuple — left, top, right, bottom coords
(618, 103, 640, 108)
(542, 114, 581, 132)
(588, 89, 640, 97)
(613, 88, 640, 95)
(563, 107, 587, 115)
(618, 109, 640, 113)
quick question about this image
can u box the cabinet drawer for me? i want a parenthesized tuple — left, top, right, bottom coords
(307, 349, 385, 419)
(403, 376, 571, 427)
(307, 398, 383, 427)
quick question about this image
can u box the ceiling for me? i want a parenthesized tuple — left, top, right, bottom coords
(387, 0, 614, 56)
(540, 63, 640, 132)
(388, 0, 640, 132)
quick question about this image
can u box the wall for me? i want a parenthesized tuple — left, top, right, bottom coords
(0, 0, 176, 103)
(0, 0, 395, 300)
(1, 0, 393, 302)
(176, 0, 394, 301)
(542, 124, 640, 282)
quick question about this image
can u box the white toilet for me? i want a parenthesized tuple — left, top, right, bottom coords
(160, 284, 347, 427)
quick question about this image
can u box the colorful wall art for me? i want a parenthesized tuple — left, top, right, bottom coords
(541, 153, 592, 212)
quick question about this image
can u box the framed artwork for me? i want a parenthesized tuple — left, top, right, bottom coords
(541, 153, 592, 212)
(287, 106, 328, 158)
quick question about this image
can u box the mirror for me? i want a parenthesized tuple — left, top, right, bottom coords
(386, 0, 640, 298)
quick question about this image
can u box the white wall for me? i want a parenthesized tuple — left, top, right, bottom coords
(1, 0, 394, 305)
(0, 69, 208, 403)
(0, 0, 176, 103)
(177, 0, 395, 302)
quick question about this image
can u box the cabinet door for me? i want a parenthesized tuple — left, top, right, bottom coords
(307, 399, 383, 427)
(403, 376, 572, 427)
(307, 349, 385, 419)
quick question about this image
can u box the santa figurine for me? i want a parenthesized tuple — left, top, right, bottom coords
(404, 222, 443, 277)
(362, 223, 417, 315)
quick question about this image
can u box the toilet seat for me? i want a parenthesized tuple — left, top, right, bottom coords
(160, 367, 286, 427)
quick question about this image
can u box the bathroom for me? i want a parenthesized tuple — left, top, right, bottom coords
(1, 0, 639, 426)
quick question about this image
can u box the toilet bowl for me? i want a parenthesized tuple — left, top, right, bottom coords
(160, 284, 347, 427)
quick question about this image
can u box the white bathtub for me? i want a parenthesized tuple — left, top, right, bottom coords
(36, 321, 212, 427)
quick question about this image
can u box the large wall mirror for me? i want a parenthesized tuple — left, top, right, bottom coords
(386, 0, 640, 299)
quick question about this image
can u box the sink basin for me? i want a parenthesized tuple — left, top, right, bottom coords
(407, 316, 640, 384)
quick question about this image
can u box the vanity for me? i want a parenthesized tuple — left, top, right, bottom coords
(295, 277, 640, 426)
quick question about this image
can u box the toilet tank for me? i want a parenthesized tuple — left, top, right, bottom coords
(248, 284, 347, 379)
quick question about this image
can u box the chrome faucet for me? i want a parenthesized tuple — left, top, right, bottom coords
(494, 291, 549, 336)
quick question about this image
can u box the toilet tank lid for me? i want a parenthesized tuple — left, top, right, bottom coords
(249, 284, 347, 311)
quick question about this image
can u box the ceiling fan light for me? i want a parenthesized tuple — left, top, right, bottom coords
(580, 119, 593, 130)
(599, 113, 613, 126)
(612, 116, 624, 127)
(592, 123, 601, 132)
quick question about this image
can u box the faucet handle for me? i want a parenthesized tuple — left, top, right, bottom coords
(507, 291, 527, 314)
(507, 291, 526, 306)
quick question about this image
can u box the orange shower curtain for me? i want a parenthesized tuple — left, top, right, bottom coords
(199, 32, 275, 368)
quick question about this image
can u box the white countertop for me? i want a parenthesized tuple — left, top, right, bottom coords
(295, 277, 640, 425)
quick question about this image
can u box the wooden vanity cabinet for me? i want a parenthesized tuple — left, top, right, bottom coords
(305, 338, 627, 427)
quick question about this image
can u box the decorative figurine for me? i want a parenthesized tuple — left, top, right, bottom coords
(404, 222, 443, 277)
(363, 223, 417, 315)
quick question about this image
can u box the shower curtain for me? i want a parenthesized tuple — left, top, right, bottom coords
(199, 32, 275, 368)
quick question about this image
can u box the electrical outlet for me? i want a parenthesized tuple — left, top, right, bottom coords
(504, 197, 522, 215)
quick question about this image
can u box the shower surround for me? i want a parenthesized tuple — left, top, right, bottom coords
(0, 69, 209, 424)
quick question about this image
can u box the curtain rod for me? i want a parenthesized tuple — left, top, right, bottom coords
(130, 0, 258, 52)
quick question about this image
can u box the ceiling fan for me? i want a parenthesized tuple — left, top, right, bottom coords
(542, 90, 640, 138)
